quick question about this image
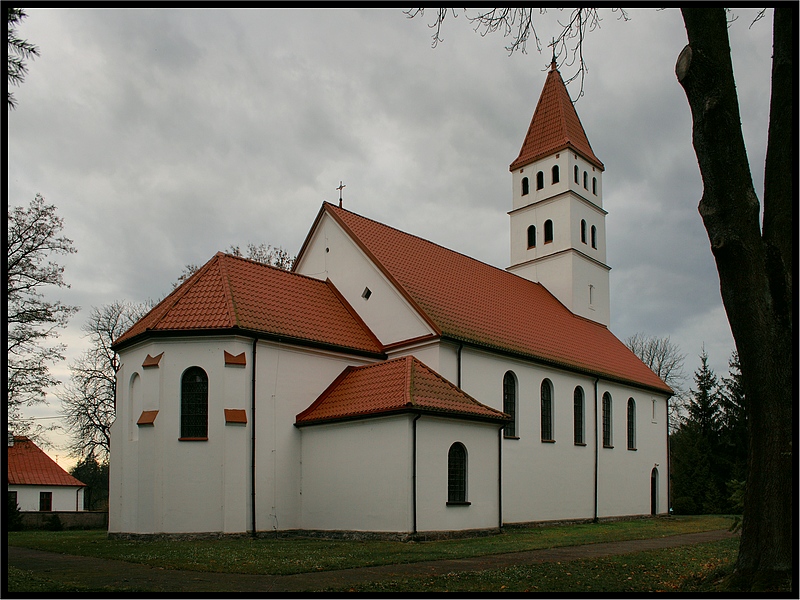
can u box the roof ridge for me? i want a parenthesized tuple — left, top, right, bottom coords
(215, 253, 240, 328)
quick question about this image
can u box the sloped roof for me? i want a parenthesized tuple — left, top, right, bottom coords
(7, 436, 85, 487)
(113, 253, 383, 356)
(317, 203, 671, 395)
(510, 64, 604, 172)
(296, 356, 508, 426)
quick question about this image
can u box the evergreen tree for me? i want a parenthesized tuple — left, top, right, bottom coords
(70, 454, 109, 511)
(686, 346, 721, 439)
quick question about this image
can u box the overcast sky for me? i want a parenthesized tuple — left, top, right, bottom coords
(8, 8, 773, 467)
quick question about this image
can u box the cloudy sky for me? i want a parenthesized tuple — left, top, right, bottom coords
(8, 8, 773, 466)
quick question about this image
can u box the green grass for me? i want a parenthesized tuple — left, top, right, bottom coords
(7, 515, 731, 576)
(6, 566, 148, 594)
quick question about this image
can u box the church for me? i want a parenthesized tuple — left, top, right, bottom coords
(109, 63, 672, 537)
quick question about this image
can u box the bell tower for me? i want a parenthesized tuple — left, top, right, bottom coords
(507, 62, 610, 326)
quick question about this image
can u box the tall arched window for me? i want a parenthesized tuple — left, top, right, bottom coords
(583, 171, 588, 189)
(527, 225, 536, 248)
(592, 177, 597, 195)
(447, 442, 468, 504)
(503, 371, 518, 438)
(541, 379, 554, 441)
(591, 225, 597, 249)
(602, 392, 613, 448)
(581, 220, 587, 244)
(573, 386, 585, 445)
(574, 165, 579, 183)
(521, 177, 529, 196)
(181, 367, 208, 439)
(544, 220, 554, 244)
(627, 398, 636, 450)
(551, 165, 560, 184)
(536, 171, 544, 190)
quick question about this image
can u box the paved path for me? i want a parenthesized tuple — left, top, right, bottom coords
(8, 529, 735, 593)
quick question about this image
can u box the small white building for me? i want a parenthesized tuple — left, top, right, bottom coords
(7, 435, 85, 513)
(109, 64, 672, 537)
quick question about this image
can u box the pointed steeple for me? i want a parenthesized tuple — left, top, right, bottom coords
(510, 64, 603, 172)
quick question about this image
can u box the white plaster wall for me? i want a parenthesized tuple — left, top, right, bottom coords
(415, 417, 501, 532)
(298, 415, 413, 532)
(294, 213, 435, 345)
(10, 485, 83, 512)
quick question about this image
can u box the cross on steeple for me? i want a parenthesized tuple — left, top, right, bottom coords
(336, 181, 346, 207)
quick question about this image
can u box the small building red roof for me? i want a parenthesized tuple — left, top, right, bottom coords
(315, 203, 671, 395)
(296, 356, 508, 426)
(113, 253, 383, 356)
(7, 436, 85, 487)
(510, 64, 604, 172)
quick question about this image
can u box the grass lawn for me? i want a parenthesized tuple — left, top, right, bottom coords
(7, 515, 731, 576)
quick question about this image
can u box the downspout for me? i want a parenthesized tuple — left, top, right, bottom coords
(412, 413, 421, 535)
(498, 426, 503, 529)
(665, 396, 671, 515)
(593, 377, 600, 522)
(456, 343, 463, 389)
(250, 337, 258, 537)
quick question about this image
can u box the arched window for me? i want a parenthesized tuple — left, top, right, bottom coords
(591, 225, 597, 249)
(181, 367, 208, 439)
(536, 171, 544, 190)
(627, 398, 636, 450)
(583, 171, 588, 189)
(541, 379, 554, 441)
(503, 372, 517, 438)
(447, 442, 468, 504)
(602, 392, 613, 447)
(527, 225, 536, 248)
(574, 165, 579, 183)
(551, 165, 560, 184)
(581, 220, 587, 244)
(544, 220, 554, 244)
(521, 176, 529, 196)
(573, 386, 585, 445)
(592, 177, 597, 195)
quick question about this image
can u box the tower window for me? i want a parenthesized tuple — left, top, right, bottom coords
(536, 171, 544, 190)
(521, 177, 529, 196)
(583, 171, 588, 189)
(592, 177, 597, 195)
(574, 165, 579, 183)
(551, 165, 560, 184)
(581, 220, 587, 244)
(544, 220, 553, 244)
(527, 225, 536, 248)
(591, 225, 597, 249)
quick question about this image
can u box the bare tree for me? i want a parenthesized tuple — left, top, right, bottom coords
(7, 195, 77, 440)
(6, 7, 40, 109)
(59, 301, 151, 460)
(173, 243, 295, 288)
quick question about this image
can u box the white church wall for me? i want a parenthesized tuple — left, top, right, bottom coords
(10, 485, 83, 512)
(298, 415, 413, 532)
(295, 213, 435, 346)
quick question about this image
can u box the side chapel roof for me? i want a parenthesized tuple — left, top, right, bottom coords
(509, 63, 604, 172)
(310, 203, 671, 395)
(7, 436, 86, 487)
(296, 355, 509, 426)
(113, 253, 383, 356)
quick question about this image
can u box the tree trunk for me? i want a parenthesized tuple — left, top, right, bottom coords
(675, 8, 793, 590)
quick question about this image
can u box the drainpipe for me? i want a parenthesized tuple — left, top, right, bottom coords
(498, 426, 503, 529)
(412, 413, 421, 534)
(593, 377, 600, 522)
(250, 337, 258, 537)
(456, 343, 463, 389)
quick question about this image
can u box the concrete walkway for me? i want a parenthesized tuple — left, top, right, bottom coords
(8, 529, 735, 593)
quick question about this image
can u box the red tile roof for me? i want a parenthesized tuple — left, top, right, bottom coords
(114, 253, 383, 356)
(319, 203, 671, 395)
(296, 356, 508, 425)
(510, 64, 603, 172)
(7, 437, 85, 487)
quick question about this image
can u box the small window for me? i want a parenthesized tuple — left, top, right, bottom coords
(591, 225, 597, 249)
(503, 371, 517, 438)
(551, 165, 560, 184)
(592, 177, 597, 195)
(544, 220, 554, 244)
(627, 398, 636, 450)
(602, 392, 613, 448)
(574, 386, 585, 445)
(580, 220, 587, 244)
(521, 177, 529, 196)
(39, 491, 52, 512)
(527, 225, 536, 248)
(9, 491, 18, 510)
(574, 165, 579, 183)
(536, 171, 544, 191)
(583, 171, 588, 189)
(181, 367, 208, 439)
(447, 442, 468, 504)
(541, 379, 554, 441)
(589, 284, 594, 306)
(361, 287, 372, 300)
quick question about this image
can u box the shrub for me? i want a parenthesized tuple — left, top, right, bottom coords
(7, 495, 23, 531)
(45, 513, 64, 531)
(672, 496, 697, 515)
